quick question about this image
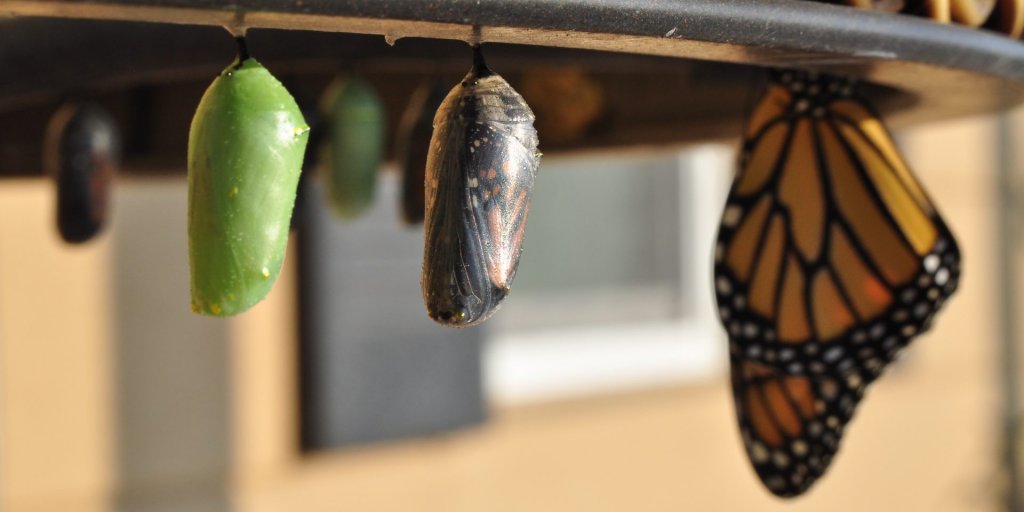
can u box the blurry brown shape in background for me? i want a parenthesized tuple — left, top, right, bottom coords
(395, 81, 447, 225)
(985, 0, 1024, 37)
(835, 0, 1019, 35)
(841, 0, 907, 12)
(517, 68, 606, 147)
(904, 0, 954, 22)
(950, 0, 998, 26)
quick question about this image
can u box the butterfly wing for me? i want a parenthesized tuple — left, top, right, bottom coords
(715, 72, 960, 379)
(731, 355, 869, 497)
(718, 71, 961, 497)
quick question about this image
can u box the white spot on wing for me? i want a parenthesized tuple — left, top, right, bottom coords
(722, 205, 742, 227)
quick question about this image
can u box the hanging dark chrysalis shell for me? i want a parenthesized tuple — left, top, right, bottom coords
(44, 101, 121, 244)
(319, 75, 385, 219)
(422, 46, 541, 327)
(396, 81, 448, 225)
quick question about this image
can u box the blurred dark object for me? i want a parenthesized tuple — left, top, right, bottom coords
(951, 0, 997, 26)
(827, 0, 907, 12)
(396, 81, 447, 225)
(986, 0, 1024, 37)
(903, 0, 954, 21)
(44, 101, 120, 244)
(518, 67, 606, 147)
(823, 0, 1006, 30)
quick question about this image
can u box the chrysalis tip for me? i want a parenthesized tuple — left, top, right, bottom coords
(235, 36, 251, 63)
(471, 45, 494, 78)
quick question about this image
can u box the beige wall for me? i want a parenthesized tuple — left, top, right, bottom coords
(0, 180, 115, 512)
(0, 112, 1014, 511)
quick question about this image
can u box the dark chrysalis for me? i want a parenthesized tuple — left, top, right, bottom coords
(422, 45, 542, 327)
(44, 101, 121, 244)
(396, 81, 448, 225)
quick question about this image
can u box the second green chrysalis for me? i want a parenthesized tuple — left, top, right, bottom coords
(188, 37, 310, 316)
(319, 75, 385, 219)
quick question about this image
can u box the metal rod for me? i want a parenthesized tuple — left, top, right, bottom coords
(997, 111, 1022, 512)
(5, 0, 1024, 137)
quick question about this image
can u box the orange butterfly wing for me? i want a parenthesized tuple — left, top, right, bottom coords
(731, 355, 869, 497)
(715, 71, 960, 379)
(717, 70, 961, 497)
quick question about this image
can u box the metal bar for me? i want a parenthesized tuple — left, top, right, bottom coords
(2, 0, 1023, 78)
(5, 0, 1024, 129)
(997, 111, 1022, 512)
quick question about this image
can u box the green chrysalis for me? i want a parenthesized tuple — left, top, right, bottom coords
(188, 38, 310, 316)
(318, 75, 385, 219)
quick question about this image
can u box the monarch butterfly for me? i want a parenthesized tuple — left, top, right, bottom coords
(44, 101, 120, 244)
(421, 45, 541, 327)
(397, 81, 448, 225)
(716, 70, 960, 496)
(188, 37, 310, 316)
(319, 75, 385, 219)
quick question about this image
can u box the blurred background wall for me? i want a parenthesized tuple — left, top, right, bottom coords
(0, 108, 1017, 512)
